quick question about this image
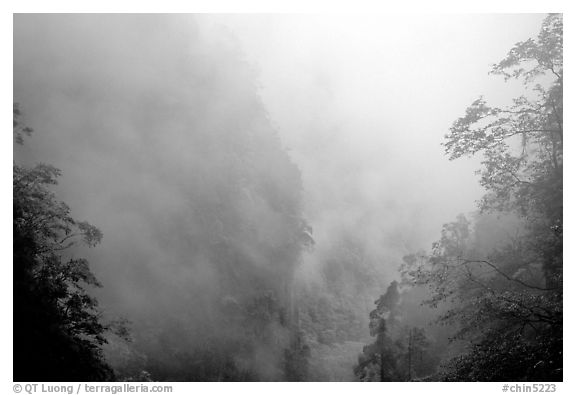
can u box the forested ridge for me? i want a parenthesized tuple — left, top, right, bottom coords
(13, 14, 562, 382)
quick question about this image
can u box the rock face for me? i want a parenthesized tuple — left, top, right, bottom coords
(14, 14, 309, 381)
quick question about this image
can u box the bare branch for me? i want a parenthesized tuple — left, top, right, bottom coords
(461, 259, 557, 291)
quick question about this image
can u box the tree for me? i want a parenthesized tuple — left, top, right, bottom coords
(444, 13, 562, 286)
(355, 281, 403, 381)
(401, 14, 562, 381)
(404, 327, 432, 380)
(13, 105, 115, 381)
(355, 279, 439, 381)
(402, 213, 561, 380)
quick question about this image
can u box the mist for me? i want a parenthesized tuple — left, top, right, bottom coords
(14, 13, 558, 382)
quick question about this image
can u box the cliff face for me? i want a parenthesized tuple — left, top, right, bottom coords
(14, 14, 309, 381)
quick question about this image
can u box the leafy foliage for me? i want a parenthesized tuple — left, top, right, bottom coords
(355, 282, 401, 381)
(440, 327, 561, 381)
(13, 106, 114, 381)
(444, 14, 562, 221)
(401, 14, 562, 381)
(354, 281, 437, 381)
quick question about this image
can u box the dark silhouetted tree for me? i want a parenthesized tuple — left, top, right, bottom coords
(355, 281, 403, 381)
(401, 14, 562, 381)
(13, 106, 114, 381)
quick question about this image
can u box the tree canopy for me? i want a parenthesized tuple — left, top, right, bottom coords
(13, 106, 115, 381)
(401, 14, 562, 381)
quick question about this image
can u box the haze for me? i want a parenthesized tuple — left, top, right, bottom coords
(13, 14, 549, 381)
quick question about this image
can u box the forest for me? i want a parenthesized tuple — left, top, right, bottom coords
(13, 14, 562, 382)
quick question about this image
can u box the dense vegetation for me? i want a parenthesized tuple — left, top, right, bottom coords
(13, 105, 115, 381)
(13, 14, 561, 382)
(14, 15, 313, 381)
(355, 13, 562, 381)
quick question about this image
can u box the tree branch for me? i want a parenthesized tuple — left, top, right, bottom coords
(461, 259, 557, 291)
